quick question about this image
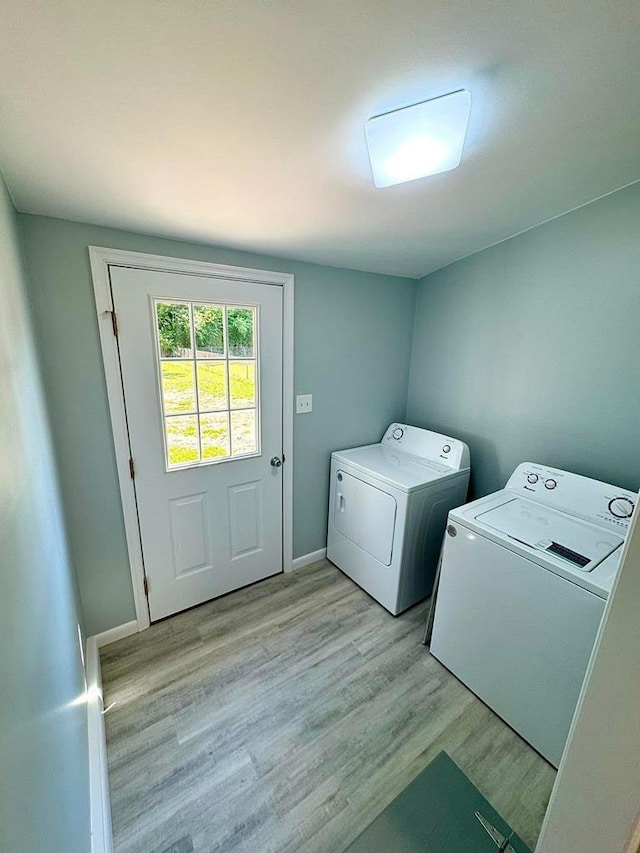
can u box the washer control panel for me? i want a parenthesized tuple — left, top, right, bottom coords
(507, 462, 636, 531)
(381, 423, 470, 471)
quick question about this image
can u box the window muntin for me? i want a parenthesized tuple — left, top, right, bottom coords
(154, 300, 259, 469)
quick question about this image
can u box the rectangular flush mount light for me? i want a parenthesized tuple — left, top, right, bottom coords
(365, 90, 471, 188)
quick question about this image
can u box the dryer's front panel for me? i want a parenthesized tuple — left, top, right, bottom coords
(333, 470, 397, 566)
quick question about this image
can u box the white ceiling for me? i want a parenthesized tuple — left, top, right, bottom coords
(0, 0, 638, 278)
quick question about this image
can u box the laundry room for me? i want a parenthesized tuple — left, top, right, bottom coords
(2, 3, 639, 853)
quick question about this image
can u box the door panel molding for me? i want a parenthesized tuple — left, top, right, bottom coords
(169, 492, 213, 578)
(89, 246, 294, 632)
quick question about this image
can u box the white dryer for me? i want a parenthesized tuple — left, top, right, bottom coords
(327, 424, 470, 615)
(430, 462, 636, 767)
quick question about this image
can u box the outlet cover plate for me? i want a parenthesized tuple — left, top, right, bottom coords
(296, 394, 313, 414)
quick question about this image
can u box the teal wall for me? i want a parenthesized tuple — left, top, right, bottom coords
(18, 214, 416, 635)
(18, 184, 638, 639)
(407, 182, 640, 499)
(0, 179, 90, 850)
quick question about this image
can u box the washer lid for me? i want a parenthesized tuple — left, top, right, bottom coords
(476, 498, 624, 572)
(332, 444, 455, 492)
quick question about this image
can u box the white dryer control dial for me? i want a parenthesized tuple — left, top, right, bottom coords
(608, 497, 635, 519)
(527, 473, 539, 484)
(392, 426, 405, 441)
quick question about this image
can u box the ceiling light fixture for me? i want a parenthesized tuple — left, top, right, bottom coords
(365, 89, 471, 188)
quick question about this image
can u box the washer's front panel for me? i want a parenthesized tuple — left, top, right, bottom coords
(430, 523, 605, 766)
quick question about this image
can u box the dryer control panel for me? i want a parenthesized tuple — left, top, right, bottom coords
(381, 423, 470, 471)
(506, 463, 636, 532)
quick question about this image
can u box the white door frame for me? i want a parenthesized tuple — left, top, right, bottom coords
(89, 246, 294, 632)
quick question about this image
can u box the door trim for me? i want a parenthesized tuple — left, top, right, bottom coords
(89, 246, 294, 632)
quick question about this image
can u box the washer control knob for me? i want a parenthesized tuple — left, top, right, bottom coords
(545, 479, 557, 490)
(608, 497, 635, 519)
(442, 444, 451, 453)
(527, 473, 539, 484)
(392, 426, 404, 440)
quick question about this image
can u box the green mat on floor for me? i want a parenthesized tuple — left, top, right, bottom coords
(345, 751, 531, 853)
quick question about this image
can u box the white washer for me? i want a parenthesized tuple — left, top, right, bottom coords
(430, 462, 636, 767)
(327, 424, 470, 615)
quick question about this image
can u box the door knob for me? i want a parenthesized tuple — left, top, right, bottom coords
(270, 456, 282, 467)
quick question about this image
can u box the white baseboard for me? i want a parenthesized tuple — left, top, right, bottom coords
(290, 547, 327, 571)
(86, 637, 113, 853)
(94, 620, 139, 648)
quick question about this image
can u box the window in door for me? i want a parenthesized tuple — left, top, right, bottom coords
(154, 300, 259, 469)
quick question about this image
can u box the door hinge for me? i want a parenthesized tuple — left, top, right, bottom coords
(129, 457, 135, 479)
(110, 310, 119, 336)
(143, 576, 149, 598)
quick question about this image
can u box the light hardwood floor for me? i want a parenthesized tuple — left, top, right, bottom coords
(101, 561, 555, 853)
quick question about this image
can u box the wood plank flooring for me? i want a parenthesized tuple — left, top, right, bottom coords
(101, 561, 555, 853)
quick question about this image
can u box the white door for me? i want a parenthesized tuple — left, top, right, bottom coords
(110, 266, 283, 621)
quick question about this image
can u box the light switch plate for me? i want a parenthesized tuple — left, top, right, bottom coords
(296, 394, 313, 414)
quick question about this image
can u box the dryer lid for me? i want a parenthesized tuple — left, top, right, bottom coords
(332, 444, 454, 492)
(476, 498, 624, 572)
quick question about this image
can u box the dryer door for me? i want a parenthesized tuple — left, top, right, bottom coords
(334, 470, 397, 565)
